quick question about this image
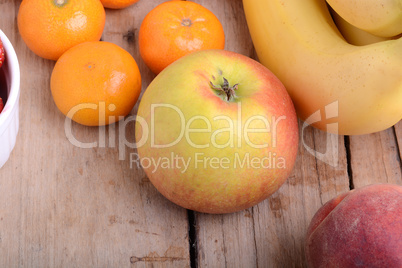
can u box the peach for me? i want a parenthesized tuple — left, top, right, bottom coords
(305, 183, 402, 268)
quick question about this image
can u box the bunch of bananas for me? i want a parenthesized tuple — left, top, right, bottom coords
(243, 0, 402, 135)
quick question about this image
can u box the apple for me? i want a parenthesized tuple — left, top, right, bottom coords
(134, 49, 298, 214)
(305, 183, 402, 267)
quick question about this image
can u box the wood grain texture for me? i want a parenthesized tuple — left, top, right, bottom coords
(192, 1, 258, 267)
(0, 1, 189, 267)
(348, 126, 402, 188)
(193, 1, 350, 267)
(0, 0, 400, 267)
(251, 124, 350, 268)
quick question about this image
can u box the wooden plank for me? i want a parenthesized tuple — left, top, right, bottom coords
(252, 125, 349, 267)
(102, 2, 190, 266)
(192, 0, 257, 267)
(192, 0, 350, 267)
(348, 125, 402, 188)
(0, 1, 190, 267)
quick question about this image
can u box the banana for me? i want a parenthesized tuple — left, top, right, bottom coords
(326, 0, 402, 38)
(330, 6, 399, 46)
(243, 0, 402, 135)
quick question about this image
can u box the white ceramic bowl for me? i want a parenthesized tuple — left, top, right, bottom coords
(0, 30, 20, 168)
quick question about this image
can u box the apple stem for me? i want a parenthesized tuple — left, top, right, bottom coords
(210, 77, 239, 102)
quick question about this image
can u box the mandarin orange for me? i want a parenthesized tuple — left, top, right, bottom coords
(51, 41, 142, 126)
(18, 0, 105, 61)
(139, 1, 225, 74)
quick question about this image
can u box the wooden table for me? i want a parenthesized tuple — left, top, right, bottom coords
(0, 0, 401, 267)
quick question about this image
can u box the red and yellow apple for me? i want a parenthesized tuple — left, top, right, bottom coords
(135, 49, 298, 214)
(305, 183, 402, 267)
